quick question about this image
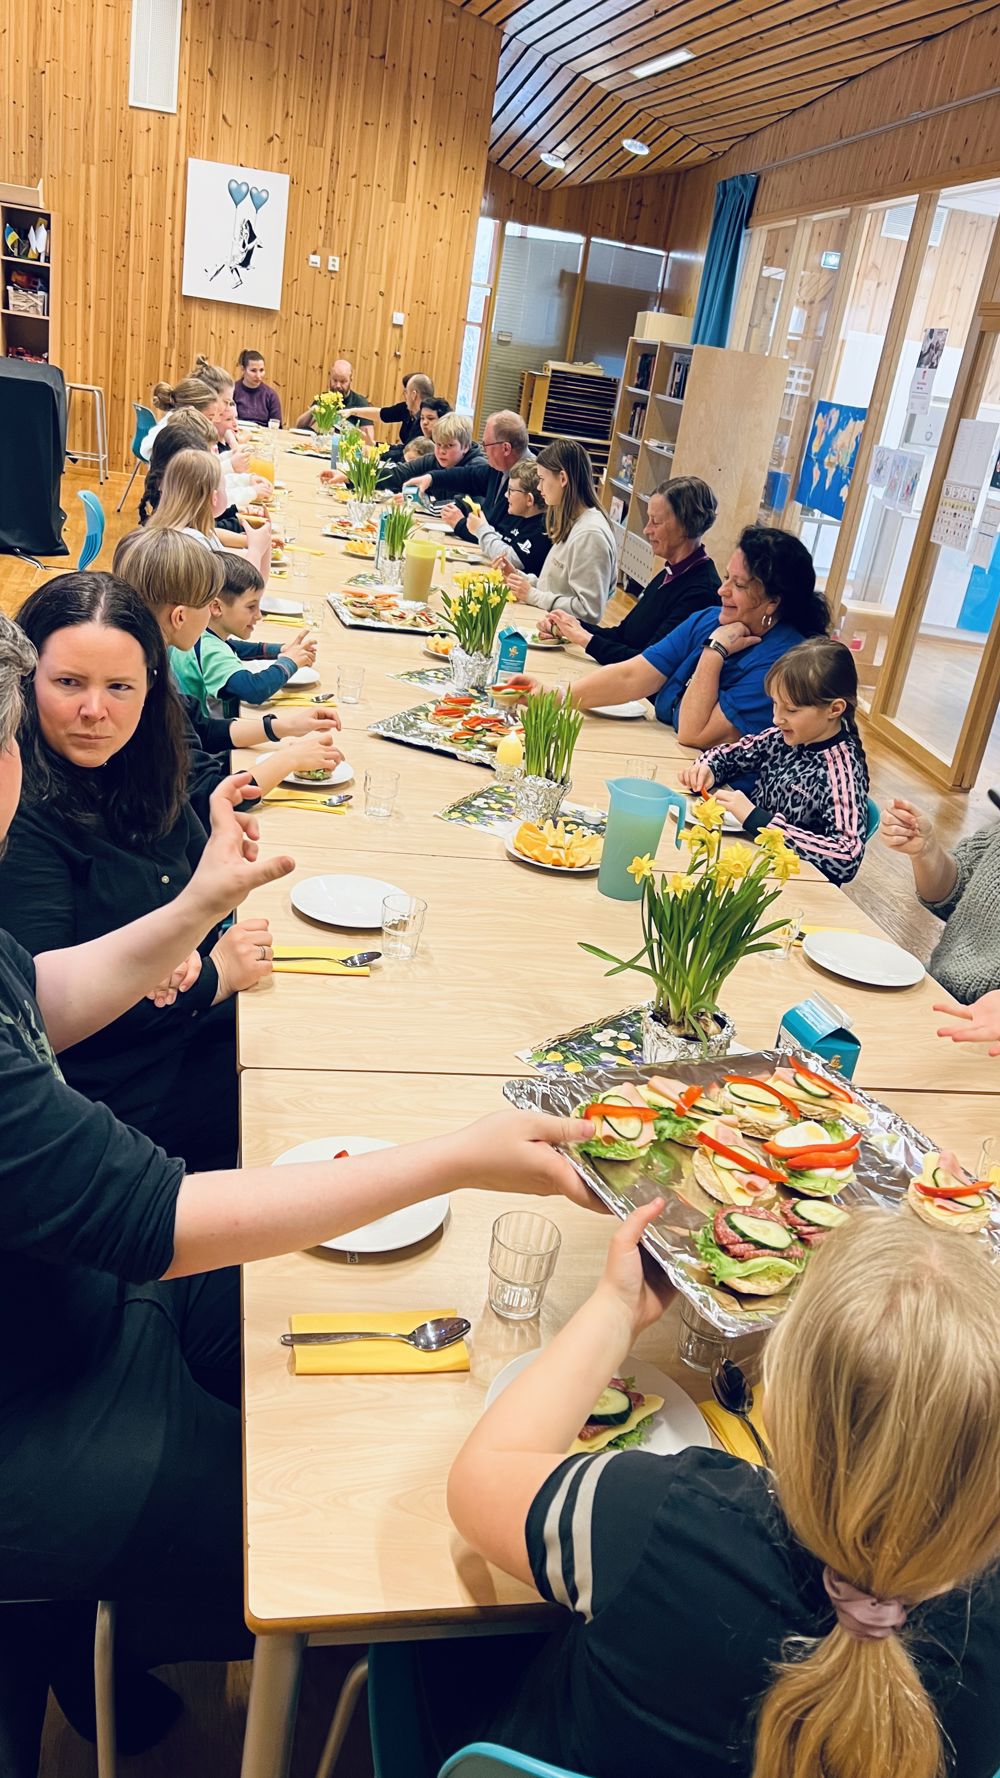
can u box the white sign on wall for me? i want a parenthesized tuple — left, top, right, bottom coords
(181, 157, 290, 311)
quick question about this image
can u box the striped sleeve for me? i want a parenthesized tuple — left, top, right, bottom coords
(700, 726, 782, 787)
(525, 1449, 669, 1622)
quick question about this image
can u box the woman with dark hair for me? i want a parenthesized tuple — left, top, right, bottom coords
(233, 348, 282, 426)
(519, 525, 828, 751)
(501, 438, 617, 624)
(0, 572, 272, 1169)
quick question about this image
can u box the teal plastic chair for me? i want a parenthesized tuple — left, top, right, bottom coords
(865, 796, 880, 841)
(76, 491, 106, 570)
(440, 1748, 589, 1778)
(116, 401, 157, 512)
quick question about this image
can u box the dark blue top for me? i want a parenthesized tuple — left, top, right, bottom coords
(644, 606, 807, 735)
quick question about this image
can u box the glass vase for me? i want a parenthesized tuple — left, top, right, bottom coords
(450, 644, 497, 692)
(348, 497, 378, 529)
(640, 1004, 736, 1065)
(512, 774, 571, 823)
(381, 555, 405, 588)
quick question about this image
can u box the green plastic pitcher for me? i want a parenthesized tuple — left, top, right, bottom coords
(598, 779, 688, 901)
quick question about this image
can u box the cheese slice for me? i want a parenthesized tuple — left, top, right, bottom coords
(568, 1393, 664, 1455)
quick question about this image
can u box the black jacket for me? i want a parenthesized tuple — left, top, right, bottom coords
(584, 550, 721, 665)
(483, 509, 552, 575)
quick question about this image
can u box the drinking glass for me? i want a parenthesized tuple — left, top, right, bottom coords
(291, 554, 307, 581)
(677, 1296, 731, 1371)
(364, 768, 399, 819)
(381, 893, 427, 959)
(766, 904, 805, 961)
(624, 757, 658, 781)
(488, 1212, 561, 1320)
(337, 665, 365, 705)
(978, 1136, 1000, 1185)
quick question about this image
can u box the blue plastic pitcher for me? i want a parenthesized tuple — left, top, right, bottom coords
(598, 779, 688, 901)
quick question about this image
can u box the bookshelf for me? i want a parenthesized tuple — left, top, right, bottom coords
(0, 189, 58, 367)
(602, 337, 787, 594)
(518, 362, 619, 478)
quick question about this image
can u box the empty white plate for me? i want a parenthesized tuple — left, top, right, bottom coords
(260, 595, 304, 616)
(273, 1134, 450, 1252)
(291, 873, 406, 929)
(802, 931, 925, 988)
(589, 701, 648, 720)
(486, 1353, 710, 1457)
(419, 520, 451, 533)
(285, 666, 320, 688)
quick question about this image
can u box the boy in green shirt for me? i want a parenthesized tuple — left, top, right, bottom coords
(171, 553, 317, 717)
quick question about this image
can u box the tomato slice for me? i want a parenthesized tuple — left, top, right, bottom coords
(583, 1102, 658, 1123)
(789, 1059, 854, 1103)
(724, 1075, 802, 1116)
(698, 1132, 788, 1182)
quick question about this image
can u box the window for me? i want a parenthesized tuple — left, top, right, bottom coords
(574, 239, 666, 376)
(476, 224, 585, 423)
(455, 217, 499, 416)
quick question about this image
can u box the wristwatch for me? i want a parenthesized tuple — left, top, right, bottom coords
(262, 713, 279, 742)
(704, 638, 729, 661)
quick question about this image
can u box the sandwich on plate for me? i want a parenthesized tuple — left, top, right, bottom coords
(571, 1376, 664, 1454)
(907, 1150, 996, 1233)
(691, 1122, 787, 1209)
(695, 1207, 808, 1297)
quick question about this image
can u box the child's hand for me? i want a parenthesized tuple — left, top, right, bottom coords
(882, 797, 933, 856)
(934, 990, 1000, 1057)
(404, 474, 432, 494)
(716, 789, 753, 824)
(595, 1199, 675, 1337)
(678, 761, 714, 793)
(502, 568, 531, 602)
(283, 629, 317, 669)
(439, 502, 465, 529)
(271, 707, 342, 738)
(288, 733, 344, 775)
(229, 446, 251, 474)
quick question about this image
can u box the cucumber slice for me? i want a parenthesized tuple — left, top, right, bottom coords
(792, 1200, 850, 1229)
(588, 1386, 632, 1426)
(791, 1074, 829, 1100)
(727, 1213, 794, 1250)
(727, 1082, 781, 1108)
(938, 1193, 985, 1212)
(693, 1096, 720, 1116)
(598, 1093, 646, 1144)
(713, 1145, 758, 1172)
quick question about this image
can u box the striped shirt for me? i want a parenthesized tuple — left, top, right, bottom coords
(700, 722, 869, 885)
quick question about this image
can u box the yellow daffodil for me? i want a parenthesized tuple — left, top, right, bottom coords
(754, 825, 786, 855)
(627, 853, 655, 883)
(563, 1060, 584, 1074)
(769, 845, 801, 882)
(488, 591, 503, 607)
(690, 795, 725, 832)
(713, 842, 756, 885)
(669, 871, 698, 895)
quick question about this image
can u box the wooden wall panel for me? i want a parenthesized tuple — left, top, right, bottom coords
(2, 0, 499, 468)
(483, 164, 683, 253)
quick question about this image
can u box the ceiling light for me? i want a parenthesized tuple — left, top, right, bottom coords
(622, 138, 650, 156)
(632, 47, 694, 77)
(539, 152, 567, 170)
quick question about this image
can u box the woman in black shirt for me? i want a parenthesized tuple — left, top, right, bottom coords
(447, 1205, 1000, 1778)
(0, 573, 273, 1169)
(538, 475, 721, 663)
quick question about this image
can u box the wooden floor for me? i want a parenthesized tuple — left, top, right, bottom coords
(2, 465, 997, 1776)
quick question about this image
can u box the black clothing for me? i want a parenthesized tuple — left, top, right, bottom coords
(438, 456, 535, 544)
(483, 508, 551, 576)
(378, 399, 424, 448)
(379, 443, 485, 496)
(0, 359, 68, 556)
(0, 795, 237, 1169)
(583, 548, 721, 665)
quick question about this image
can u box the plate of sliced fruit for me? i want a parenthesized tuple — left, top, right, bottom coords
(506, 819, 603, 873)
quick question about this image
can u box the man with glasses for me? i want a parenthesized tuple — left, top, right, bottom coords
(404, 408, 532, 542)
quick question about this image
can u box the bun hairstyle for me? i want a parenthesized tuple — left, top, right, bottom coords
(738, 525, 829, 639)
(192, 355, 234, 394)
(755, 1210, 1000, 1778)
(151, 375, 216, 414)
(238, 348, 264, 371)
(146, 448, 222, 539)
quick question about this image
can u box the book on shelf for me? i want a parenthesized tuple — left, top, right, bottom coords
(609, 496, 625, 524)
(634, 353, 653, 392)
(618, 454, 635, 487)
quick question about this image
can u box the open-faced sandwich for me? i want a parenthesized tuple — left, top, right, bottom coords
(570, 1376, 664, 1454)
(907, 1150, 996, 1233)
(574, 1086, 658, 1161)
(762, 1120, 859, 1197)
(780, 1199, 850, 1246)
(717, 1074, 800, 1139)
(695, 1207, 808, 1297)
(769, 1058, 871, 1128)
(691, 1122, 787, 1208)
(633, 1077, 734, 1148)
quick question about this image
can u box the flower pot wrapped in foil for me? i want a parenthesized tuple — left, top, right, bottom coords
(641, 1004, 736, 1064)
(513, 773, 571, 823)
(449, 645, 497, 692)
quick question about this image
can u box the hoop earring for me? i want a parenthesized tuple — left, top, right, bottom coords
(761, 610, 775, 632)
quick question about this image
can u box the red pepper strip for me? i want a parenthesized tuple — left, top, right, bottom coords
(763, 1135, 860, 1160)
(915, 1176, 991, 1199)
(778, 1150, 858, 1173)
(724, 1074, 802, 1117)
(333, 1149, 349, 1160)
(698, 1132, 788, 1182)
(584, 1102, 658, 1123)
(789, 1059, 854, 1103)
(677, 1084, 704, 1113)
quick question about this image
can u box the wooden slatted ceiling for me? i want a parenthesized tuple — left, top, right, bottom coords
(468, 0, 1000, 184)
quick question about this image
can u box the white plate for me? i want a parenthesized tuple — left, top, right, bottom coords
(671, 805, 743, 835)
(589, 701, 648, 720)
(485, 1353, 710, 1458)
(273, 1135, 450, 1252)
(291, 873, 406, 929)
(504, 837, 600, 876)
(284, 760, 354, 789)
(802, 931, 925, 988)
(525, 632, 565, 650)
(260, 595, 304, 616)
(285, 666, 320, 688)
(418, 520, 451, 533)
(423, 642, 455, 660)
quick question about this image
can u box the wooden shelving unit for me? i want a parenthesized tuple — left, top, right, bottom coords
(518, 362, 619, 478)
(0, 194, 58, 366)
(602, 336, 787, 593)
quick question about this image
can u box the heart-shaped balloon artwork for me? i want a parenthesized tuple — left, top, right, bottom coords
(227, 178, 250, 207)
(250, 187, 269, 212)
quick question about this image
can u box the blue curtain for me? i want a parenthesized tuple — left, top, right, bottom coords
(690, 173, 759, 348)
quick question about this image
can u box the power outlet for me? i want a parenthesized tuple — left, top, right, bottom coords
(328, 255, 340, 273)
(307, 252, 321, 269)
(392, 310, 406, 326)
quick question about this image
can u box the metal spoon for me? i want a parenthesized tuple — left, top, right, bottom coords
(275, 950, 380, 967)
(280, 1315, 470, 1350)
(711, 1358, 771, 1465)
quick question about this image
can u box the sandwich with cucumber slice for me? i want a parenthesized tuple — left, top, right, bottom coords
(570, 1375, 664, 1454)
(761, 1120, 860, 1197)
(769, 1059, 871, 1128)
(780, 1198, 851, 1245)
(695, 1207, 808, 1297)
(633, 1075, 735, 1148)
(907, 1150, 996, 1233)
(573, 1084, 660, 1162)
(691, 1121, 787, 1209)
(717, 1074, 801, 1139)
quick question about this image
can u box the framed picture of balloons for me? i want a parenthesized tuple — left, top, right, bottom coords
(181, 157, 290, 311)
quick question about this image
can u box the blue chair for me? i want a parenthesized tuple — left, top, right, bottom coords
(440, 1747, 589, 1778)
(115, 401, 157, 513)
(865, 796, 880, 841)
(76, 490, 106, 570)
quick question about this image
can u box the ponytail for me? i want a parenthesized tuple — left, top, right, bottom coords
(151, 374, 215, 414)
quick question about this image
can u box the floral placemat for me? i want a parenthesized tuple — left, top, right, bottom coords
(438, 785, 608, 838)
(516, 1007, 645, 1075)
(393, 665, 455, 688)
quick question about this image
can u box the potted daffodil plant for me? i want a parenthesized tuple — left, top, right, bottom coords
(310, 389, 344, 435)
(442, 571, 508, 689)
(580, 797, 801, 1061)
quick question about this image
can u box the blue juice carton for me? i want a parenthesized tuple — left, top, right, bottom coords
(778, 992, 860, 1081)
(495, 626, 528, 682)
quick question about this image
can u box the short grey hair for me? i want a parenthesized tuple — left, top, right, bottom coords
(488, 410, 529, 454)
(0, 613, 36, 748)
(653, 475, 717, 540)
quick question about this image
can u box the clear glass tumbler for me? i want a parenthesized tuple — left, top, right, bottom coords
(624, 757, 658, 780)
(488, 1212, 561, 1321)
(337, 665, 365, 705)
(978, 1135, 1000, 1185)
(364, 768, 399, 819)
(677, 1295, 731, 1372)
(381, 894, 427, 959)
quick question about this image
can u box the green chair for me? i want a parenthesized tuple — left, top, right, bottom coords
(865, 796, 880, 841)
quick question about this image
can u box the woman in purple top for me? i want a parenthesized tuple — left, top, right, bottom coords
(232, 350, 282, 426)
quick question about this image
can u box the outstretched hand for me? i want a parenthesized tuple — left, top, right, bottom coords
(187, 774, 295, 923)
(597, 1199, 675, 1335)
(933, 990, 1000, 1057)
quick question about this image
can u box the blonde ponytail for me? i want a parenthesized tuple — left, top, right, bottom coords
(755, 1210, 1000, 1778)
(151, 375, 216, 413)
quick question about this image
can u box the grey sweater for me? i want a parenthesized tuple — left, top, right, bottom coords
(523, 507, 617, 624)
(921, 821, 1000, 1002)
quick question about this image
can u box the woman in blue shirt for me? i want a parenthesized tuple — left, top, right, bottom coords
(529, 525, 828, 751)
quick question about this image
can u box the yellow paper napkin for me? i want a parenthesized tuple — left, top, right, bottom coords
(698, 1395, 770, 1466)
(263, 789, 348, 812)
(288, 1309, 470, 1375)
(262, 615, 311, 627)
(273, 945, 371, 977)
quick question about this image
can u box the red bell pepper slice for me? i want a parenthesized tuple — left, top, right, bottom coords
(763, 1135, 860, 1161)
(724, 1075, 802, 1116)
(789, 1059, 854, 1103)
(914, 1176, 991, 1200)
(677, 1084, 704, 1113)
(584, 1102, 658, 1123)
(697, 1132, 788, 1182)
(778, 1149, 858, 1173)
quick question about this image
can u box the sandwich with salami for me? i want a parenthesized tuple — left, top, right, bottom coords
(907, 1151, 996, 1234)
(695, 1207, 808, 1297)
(570, 1376, 664, 1454)
(780, 1199, 850, 1245)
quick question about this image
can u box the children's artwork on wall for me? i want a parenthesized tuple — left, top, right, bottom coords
(181, 159, 289, 310)
(795, 400, 867, 521)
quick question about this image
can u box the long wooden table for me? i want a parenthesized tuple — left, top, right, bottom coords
(235, 436, 999, 1778)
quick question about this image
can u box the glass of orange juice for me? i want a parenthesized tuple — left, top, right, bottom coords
(248, 439, 275, 485)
